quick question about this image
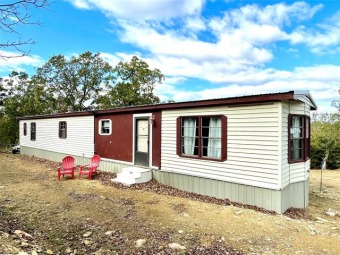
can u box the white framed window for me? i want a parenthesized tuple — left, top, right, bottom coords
(99, 119, 111, 135)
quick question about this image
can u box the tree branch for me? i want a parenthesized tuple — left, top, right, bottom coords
(0, 0, 51, 58)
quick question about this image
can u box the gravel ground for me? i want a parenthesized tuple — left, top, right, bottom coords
(0, 153, 339, 255)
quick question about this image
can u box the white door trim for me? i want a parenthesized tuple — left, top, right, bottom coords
(133, 113, 153, 168)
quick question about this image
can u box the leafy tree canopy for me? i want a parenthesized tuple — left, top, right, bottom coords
(32, 51, 114, 112)
(0, 71, 51, 143)
(311, 112, 340, 170)
(99, 56, 164, 108)
(0, 53, 165, 143)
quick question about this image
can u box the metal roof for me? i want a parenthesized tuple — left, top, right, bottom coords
(18, 90, 317, 120)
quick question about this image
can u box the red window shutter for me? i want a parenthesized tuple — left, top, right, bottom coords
(221, 115, 228, 161)
(23, 123, 27, 136)
(65, 121, 67, 139)
(176, 117, 181, 156)
(288, 114, 292, 163)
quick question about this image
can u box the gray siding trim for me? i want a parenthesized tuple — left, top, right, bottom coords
(153, 170, 309, 214)
(21, 146, 91, 166)
(21, 146, 309, 214)
(21, 146, 127, 174)
(281, 176, 309, 211)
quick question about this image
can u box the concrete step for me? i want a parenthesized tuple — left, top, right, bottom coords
(111, 166, 152, 185)
(111, 176, 136, 185)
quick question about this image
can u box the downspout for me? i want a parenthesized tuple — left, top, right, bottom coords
(278, 102, 282, 191)
(288, 101, 291, 186)
(92, 110, 96, 155)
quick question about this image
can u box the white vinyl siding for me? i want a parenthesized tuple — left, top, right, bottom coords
(161, 103, 281, 190)
(20, 116, 94, 158)
(281, 103, 290, 187)
(281, 101, 311, 187)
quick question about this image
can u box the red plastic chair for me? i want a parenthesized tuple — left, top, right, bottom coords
(57, 156, 75, 181)
(79, 155, 101, 180)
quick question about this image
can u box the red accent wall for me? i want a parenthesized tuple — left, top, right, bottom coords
(94, 111, 162, 168)
(95, 113, 133, 162)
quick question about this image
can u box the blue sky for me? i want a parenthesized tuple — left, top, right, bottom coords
(0, 0, 339, 112)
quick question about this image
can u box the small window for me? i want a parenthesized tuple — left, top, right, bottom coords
(23, 123, 27, 136)
(99, 119, 111, 135)
(289, 115, 310, 163)
(177, 115, 227, 161)
(59, 121, 67, 139)
(30, 123, 36, 141)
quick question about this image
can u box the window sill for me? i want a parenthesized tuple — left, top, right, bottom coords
(289, 159, 307, 164)
(179, 154, 225, 162)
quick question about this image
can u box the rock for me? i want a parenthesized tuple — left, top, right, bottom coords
(1, 232, 9, 239)
(31, 251, 38, 255)
(14, 229, 22, 236)
(105, 231, 114, 236)
(46, 249, 54, 254)
(12, 233, 19, 239)
(21, 241, 30, 247)
(84, 240, 91, 246)
(309, 229, 317, 235)
(235, 210, 243, 215)
(325, 209, 336, 217)
(14, 230, 33, 239)
(316, 217, 327, 222)
(65, 248, 73, 253)
(169, 242, 186, 250)
(135, 239, 147, 248)
(83, 231, 92, 237)
(18, 252, 29, 255)
(285, 243, 292, 248)
(178, 230, 184, 234)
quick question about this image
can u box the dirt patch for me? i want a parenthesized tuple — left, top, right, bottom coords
(0, 153, 339, 254)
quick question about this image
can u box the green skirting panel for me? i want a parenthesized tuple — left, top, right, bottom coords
(152, 170, 309, 214)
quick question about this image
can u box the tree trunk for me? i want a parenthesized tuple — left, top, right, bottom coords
(320, 147, 330, 192)
(322, 148, 329, 170)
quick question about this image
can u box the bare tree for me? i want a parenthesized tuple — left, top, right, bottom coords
(0, 0, 50, 58)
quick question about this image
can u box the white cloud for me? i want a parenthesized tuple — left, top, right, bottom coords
(112, 1, 326, 81)
(184, 17, 206, 32)
(152, 64, 339, 113)
(99, 52, 123, 67)
(67, 0, 205, 21)
(66, 1, 337, 112)
(118, 20, 273, 69)
(70, 0, 91, 9)
(209, 2, 322, 34)
(0, 50, 43, 73)
(290, 11, 340, 53)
